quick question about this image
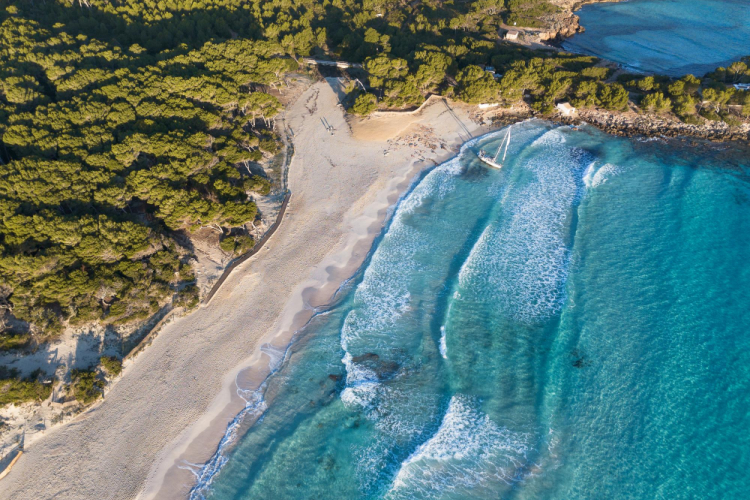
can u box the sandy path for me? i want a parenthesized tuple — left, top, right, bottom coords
(0, 80, 489, 499)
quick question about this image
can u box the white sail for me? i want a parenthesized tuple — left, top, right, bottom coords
(502, 126, 511, 162)
(478, 126, 512, 170)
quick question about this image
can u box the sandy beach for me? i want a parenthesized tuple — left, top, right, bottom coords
(0, 79, 492, 499)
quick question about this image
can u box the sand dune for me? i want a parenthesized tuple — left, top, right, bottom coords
(0, 79, 490, 500)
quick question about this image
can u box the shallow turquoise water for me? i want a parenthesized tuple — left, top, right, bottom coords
(194, 122, 750, 499)
(562, 0, 750, 76)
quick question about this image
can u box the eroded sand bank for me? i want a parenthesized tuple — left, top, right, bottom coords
(0, 79, 491, 500)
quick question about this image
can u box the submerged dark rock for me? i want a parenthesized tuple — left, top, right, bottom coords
(351, 353, 380, 364)
(351, 352, 400, 379)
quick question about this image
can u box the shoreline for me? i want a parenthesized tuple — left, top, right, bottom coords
(569, 108, 750, 143)
(0, 79, 493, 500)
(498, 0, 750, 144)
(143, 157, 433, 500)
(176, 122, 532, 496)
(155, 157, 432, 500)
(494, 105, 750, 144)
(135, 106, 748, 499)
(143, 90, 497, 500)
(2, 71, 746, 500)
(500, 0, 626, 48)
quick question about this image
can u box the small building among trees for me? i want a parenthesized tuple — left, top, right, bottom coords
(556, 102, 577, 117)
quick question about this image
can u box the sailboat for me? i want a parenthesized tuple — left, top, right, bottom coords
(477, 126, 511, 169)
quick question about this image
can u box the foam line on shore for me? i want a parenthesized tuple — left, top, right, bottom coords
(182, 118, 485, 498)
(0, 81, 504, 500)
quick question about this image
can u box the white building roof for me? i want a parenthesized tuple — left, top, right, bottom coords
(556, 102, 576, 115)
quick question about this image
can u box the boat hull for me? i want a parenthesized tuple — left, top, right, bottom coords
(477, 151, 503, 169)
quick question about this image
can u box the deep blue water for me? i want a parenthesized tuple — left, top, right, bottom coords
(562, 0, 750, 76)
(191, 122, 750, 499)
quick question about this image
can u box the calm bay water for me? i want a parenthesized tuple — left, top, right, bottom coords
(193, 122, 750, 499)
(562, 0, 750, 76)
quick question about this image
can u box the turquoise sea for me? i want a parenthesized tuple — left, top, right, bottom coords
(192, 121, 750, 500)
(562, 0, 750, 76)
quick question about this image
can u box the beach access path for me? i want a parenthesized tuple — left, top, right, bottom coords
(0, 79, 490, 500)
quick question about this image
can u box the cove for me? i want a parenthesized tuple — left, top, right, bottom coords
(191, 121, 750, 500)
(562, 0, 750, 77)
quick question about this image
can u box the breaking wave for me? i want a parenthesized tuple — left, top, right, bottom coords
(439, 325, 448, 359)
(339, 133, 525, 491)
(340, 135, 491, 409)
(186, 381, 268, 500)
(386, 395, 531, 499)
(584, 162, 623, 188)
(457, 129, 591, 322)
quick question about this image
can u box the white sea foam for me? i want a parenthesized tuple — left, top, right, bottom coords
(385, 395, 530, 499)
(340, 381, 380, 409)
(583, 161, 597, 187)
(340, 157, 467, 489)
(185, 336, 300, 499)
(457, 129, 591, 322)
(439, 326, 448, 359)
(351, 386, 444, 491)
(340, 351, 380, 409)
(339, 148, 479, 404)
(340, 123, 542, 361)
(584, 162, 623, 188)
(339, 142, 495, 451)
(591, 162, 623, 187)
(187, 384, 268, 500)
(341, 122, 555, 491)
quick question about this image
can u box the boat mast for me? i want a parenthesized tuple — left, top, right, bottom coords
(502, 126, 512, 162)
(493, 129, 507, 162)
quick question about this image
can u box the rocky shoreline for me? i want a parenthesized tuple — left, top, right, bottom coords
(491, 106, 750, 144)
(570, 109, 750, 143)
(498, 0, 750, 144)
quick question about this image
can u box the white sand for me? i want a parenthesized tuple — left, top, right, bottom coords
(0, 80, 491, 499)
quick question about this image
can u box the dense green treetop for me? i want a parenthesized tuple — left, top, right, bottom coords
(0, 2, 286, 339)
(1, 0, 748, 357)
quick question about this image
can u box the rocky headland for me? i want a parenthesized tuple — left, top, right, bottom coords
(570, 108, 750, 143)
(488, 102, 750, 145)
(507, 0, 625, 44)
